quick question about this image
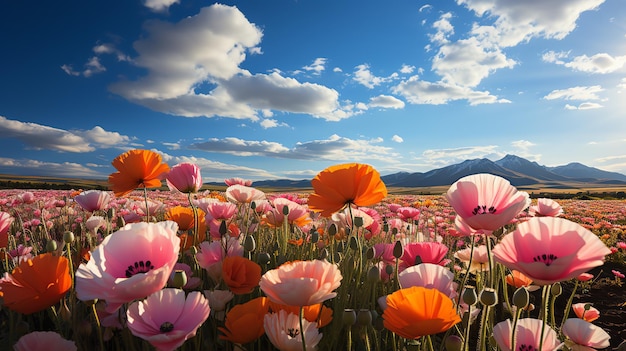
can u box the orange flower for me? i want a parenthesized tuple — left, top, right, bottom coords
(308, 163, 387, 217)
(506, 270, 534, 288)
(287, 238, 304, 246)
(219, 297, 269, 344)
(382, 286, 461, 339)
(108, 149, 170, 197)
(221, 256, 262, 295)
(268, 301, 333, 328)
(0, 253, 72, 315)
(165, 206, 207, 250)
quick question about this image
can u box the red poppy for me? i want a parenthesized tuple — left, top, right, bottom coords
(108, 149, 170, 197)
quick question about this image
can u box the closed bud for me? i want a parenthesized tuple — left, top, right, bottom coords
(393, 240, 403, 259)
(46, 240, 58, 253)
(328, 223, 337, 236)
(349, 236, 358, 250)
(170, 270, 187, 289)
(366, 246, 375, 260)
(367, 266, 380, 283)
(512, 287, 529, 309)
(63, 231, 75, 244)
(244, 235, 256, 252)
(383, 222, 389, 233)
(445, 335, 463, 351)
(257, 252, 271, 265)
(343, 309, 356, 326)
(310, 230, 319, 243)
(479, 288, 498, 306)
(319, 248, 328, 260)
(250, 201, 256, 210)
(356, 309, 372, 326)
(282, 205, 289, 216)
(551, 282, 562, 297)
(385, 264, 394, 276)
(414, 255, 423, 265)
(353, 216, 364, 228)
(219, 220, 227, 236)
(462, 286, 478, 306)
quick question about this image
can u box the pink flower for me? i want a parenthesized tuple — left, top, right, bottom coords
(444, 173, 530, 232)
(166, 162, 202, 194)
(224, 177, 253, 186)
(492, 217, 611, 285)
(396, 206, 420, 221)
(400, 242, 449, 271)
(0, 211, 14, 248)
(572, 303, 600, 322)
(75, 221, 180, 312)
(562, 318, 610, 350)
(577, 273, 594, 282)
(204, 201, 237, 221)
(225, 184, 265, 203)
(260, 260, 342, 306)
(398, 263, 458, 299)
(612, 269, 625, 279)
(264, 310, 322, 351)
(617, 241, 626, 250)
(18, 191, 36, 204)
(529, 198, 563, 217)
(196, 237, 243, 283)
(127, 288, 210, 351)
(264, 197, 311, 227)
(73, 190, 112, 212)
(14, 331, 77, 351)
(492, 318, 560, 351)
(454, 245, 490, 273)
(85, 215, 106, 236)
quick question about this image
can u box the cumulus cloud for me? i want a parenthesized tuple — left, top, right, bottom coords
(302, 58, 327, 75)
(391, 135, 404, 143)
(61, 57, 106, 77)
(368, 95, 405, 109)
(564, 102, 603, 110)
(143, 0, 180, 12)
(563, 53, 626, 74)
(353, 64, 398, 89)
(543, 86, 604, 101)
(189, 134, 401, 162)
(392, 76, 510, 105)
(0, 157, 104, 178)
(157, 152, 279, 181)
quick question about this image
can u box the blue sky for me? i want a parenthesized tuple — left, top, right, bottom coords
(1, 0, 625, 182)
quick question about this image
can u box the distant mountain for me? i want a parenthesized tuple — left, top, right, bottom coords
(494, 155, 570, 181)
(547, 162, 626, 182)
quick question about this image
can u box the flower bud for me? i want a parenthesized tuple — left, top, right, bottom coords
(512, 287, 529, 309)
(353, 216, 364, 228)
(367, 266, 380, 283)
(385, 264, 394, 276)
(310, 230, 319, 243)
(282, 205, 289, 216)
(243, 235, 256, 252)
(328, 223, 337, 236)
(551, 282, 562, 297)
(393, 240, 403, 259)
(46, 240, 58, 253)
(106, 207, 115, 219)
(219, 220, 227, 236)
(366, 247, 375, 260)
(445, 335, 463, 351)
(349, 236, 358, 250)
(63, 231, 75, 244)
(479, 288, 498, 306)
(250, 201, 256, 210)
(170, 270, 187, 289)
(356, 309, 372, 326)
(462, 286, 477, 306)
(257, 252, 271, 265)
(343, 309, 356, 326)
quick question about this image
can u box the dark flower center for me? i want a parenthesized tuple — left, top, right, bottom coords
(160, 321, 174, 333)
(518, 344, 538, 351)
(125, 260, 155, 278)
(533, 254, 558, 266)
(287, 328, 300, 338)
(472, 205, 496, 215)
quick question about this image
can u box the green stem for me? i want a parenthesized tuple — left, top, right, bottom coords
(538, 285, 550, 351)
(300, 306, 307, 351)
(92, 303, 105, 351)
(559, 280, 579, 331)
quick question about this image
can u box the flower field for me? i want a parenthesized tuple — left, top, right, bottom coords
(0, 149, 625, 351)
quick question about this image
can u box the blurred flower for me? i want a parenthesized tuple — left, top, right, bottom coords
(398, 263, 458, 299)
(308, 163, 387, 217)
(264, 198, 311, 228)
(225, 184, 266, 203)
(562, 318, 610, 351)
(577, 272, 594, 282)
(382, 286, 460, 339)
(221, 256, 262, 295)
(505, 270, 540, 292)
(75, 221, 180, 313)
(529, 198, 563, 217)
(268, 301, 333, 328)
(205, 202, 237, 221)
(73, 190, 112, 212)
(454, 245, 490, 273)
(204, 289, 234, 313)
(0, 211, 14, 248)
(444, 173, 530, 232)
(165, 206, 207, 250)
(108, 149, 170, 197)
(225, 177, 253, 186)
(492, 217, 611, 285)
(396, 206, 420, 221)
(219, 297, 269, 344)
(612, 269, 625, 279)
(264, 310, 323, 351)
(0, 253, 72, 314)
(572, 303, 600, 322)
(18, 191, 35, 204)
(492, 318, 560, 351)
(127, 288, 210, 351)
(166, 162, 202, 194)
(400, 242, 449, 271)
(196, 237, 243, 283)
(14, 331, 77, 351)
(260, 260, 342, 306)
(85, 215, 106, 236)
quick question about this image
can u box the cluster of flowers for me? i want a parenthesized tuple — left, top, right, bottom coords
(0, 148, 622, 350)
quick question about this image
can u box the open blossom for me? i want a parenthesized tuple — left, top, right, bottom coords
(493, 318, 560, 351)
(562, 318, 610, 351)
(454, 245, 490, 273)
(398, 263, 458, 299)
(0, 211, 14, 248)
(572, 303, 600, 322)
(225, 177, 253, 186)
(219, 297, 269, 344)
(14, 331, 77, 351)
(73, 190, 112, 212)
(75, 221, 180, 313)
(260, 260, 342, 306)
(127, 288, 210, 351)
(166, 162, 202, 193)
(108, 149, 170, 197)
(225, 184, 266, 203)
(529, 198, 563, 217)
(444, 173, 530, 232)
(264, 197, 311, 227)
(492, 217, 611, 286)
(221, 256, 262, 295)
(196, 237, 243, 283)
(400, 242, 449, 271)
(264, 310, 323, 351)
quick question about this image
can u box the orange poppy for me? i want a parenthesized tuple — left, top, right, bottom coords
(0, 253, 72, 315)
(506, 270, 534, 288)
(268, 301, 333, 328)
(219, 297, 269, 344)
(165, 206, 207, 250)
(308, 163, 387, 217)
(382, 286, 461, 339)
(108, 149, 170, 197)
(221, 256, 262, 295)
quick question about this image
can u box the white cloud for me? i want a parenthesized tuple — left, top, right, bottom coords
(391, 135, 404, 143)
(429, 12, 454, 44)
(61, 57, 106, 77)
(352, 64, 398, 89)
(302, 58, 327, 75)
(400, 64, 415, 74)
(510, 140, 540, 161)
(564, 102, 603, 110)
(259, 119, 289, 129)
(392, 76, 510, 105)
(82, 126, 131, 147)
(564, 53, 626, 74)
(368, 95, 405, 109)
(0, 157, 104, 178)
(142, 0, 180, 13)
(543, 86, 604, 100)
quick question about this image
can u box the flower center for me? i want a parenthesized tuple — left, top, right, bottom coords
(287, 328, 300, 338)
(517, 344, 538, 351)
(125, 260, 155, 278)
(160, 321, 174, 333)
(472, 205, 496, 215)
(532, 253, 558, 266)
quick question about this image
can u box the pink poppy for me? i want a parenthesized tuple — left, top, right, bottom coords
(492, 217, 611, 285)
(205, 201, 237, 221)
(0, 211, 14, 248)
(492, 318, 560, 351)
(398, 263, 458, 299)
(264, 310, 323, 351)
(562, 318, 610, 350)
(572, 303, 600, 322)
(85, 215, 106, 236)
(396, 206, 420, 221)
(225, 184, 265, 203)
(529, 198, 563, 217)
(14, 331, 77, 351)
(399, 242, 450, 271)
(196, 237, 243, 283)
(18, 191, 36, 204)
(260, 260, 342, 306)
(73, 190, 112, 212)
(127, 288, 210, 351)
(192, 197, 220, 214)
(444, 173, 530, 232)
(166, 162, 202, 193)
(75, 221, 180, 312)
(454, 245, 490, 273)
(264, 197, 312, 227)
(224, 177, 253, 186)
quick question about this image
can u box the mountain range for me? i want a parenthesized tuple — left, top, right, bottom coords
(235, 155, 626, 189)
